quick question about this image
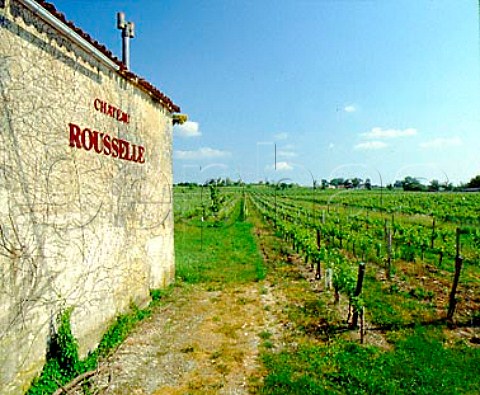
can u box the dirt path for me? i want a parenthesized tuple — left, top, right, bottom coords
(88, 280, 280, 395)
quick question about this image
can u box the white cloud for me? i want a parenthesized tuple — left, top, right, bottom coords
(266, 161, 293, 171)
(276, 144, 296, 157)
(361, 127, 417, 139)
(174, 147, 230, 160)
(328, 143, 335, 149)
(344, 105, 357, 113)
(174, 121, 201, 138)
(354, 141, 388, 150)
(277, 150, 297, 158)
(276, 161, 293, 171)
(419, 136, 462, 149)
(274, 132, 288, 140)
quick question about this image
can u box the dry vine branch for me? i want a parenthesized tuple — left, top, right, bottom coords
(52, 366, 108, 395)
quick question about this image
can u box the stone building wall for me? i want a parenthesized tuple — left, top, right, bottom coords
(0, 1, 177, 393)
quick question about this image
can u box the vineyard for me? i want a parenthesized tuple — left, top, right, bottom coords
(248, 187, 480, 329)
(174, 185, 480, 393)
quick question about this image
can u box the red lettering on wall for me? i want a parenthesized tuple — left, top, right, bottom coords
(93, 98, 130, 124)
(81, 128, 93, 151)
(130, 144, 137, 162)
(93, 131, 103, 154)
(69, 123, 82, 148)
(137, 146, 145, 164)
(94, 98, 101, 111)
(68, 122, 145, 164)
(118, 140, 127, 160)
(111, 138, 119, 158)
(103, 134, 111, 155)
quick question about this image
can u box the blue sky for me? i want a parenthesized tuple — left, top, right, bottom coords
(53, 0, 479, 186)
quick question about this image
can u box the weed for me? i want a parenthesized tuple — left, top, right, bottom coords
(260, 329, 480, 394)
(237, 297, 248, 305)
(27, 309, 80, 395)
(259, 330, 272, 340)
(47, 308, 79, 377)
(262, 340, 275, 349)
(211, 350, 222, 360)
(27, 294, 166, 394)
(408, 286, 435, 300)
(150, 287, 172, 302)
(389, 283, 400, 293)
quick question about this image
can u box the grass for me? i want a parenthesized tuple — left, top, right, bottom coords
(261, 328, 480, 395)
(363, 272, 438, 328)
(175, 201, 265, 285)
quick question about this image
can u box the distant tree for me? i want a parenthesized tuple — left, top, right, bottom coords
(330, 177, 344, 187)
(321, 179, 328, 189)
(454, 183, 467, 192)
(386, 183, 393, 190)
(365, 178, 372, 190)
(429, 179, 440, 192)
(467, 175, 480, 188)
(402, 176, 425, 191)
(344, 179, 354, 189)
(352, 177, 362, 188)
(444, 182, 454, 191)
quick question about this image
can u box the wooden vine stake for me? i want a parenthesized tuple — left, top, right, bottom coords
(360, 307, 365, 344)
(350, 262, 366, 329)
(447, 228, 464, 324)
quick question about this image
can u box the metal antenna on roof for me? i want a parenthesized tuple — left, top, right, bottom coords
(117, 12, 135, 70)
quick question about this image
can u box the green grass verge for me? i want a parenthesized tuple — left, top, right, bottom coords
(175, 201, 265, 285)
(261, 328, 480, 395)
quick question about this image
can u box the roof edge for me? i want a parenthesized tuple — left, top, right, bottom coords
(25, 0, 180, 113)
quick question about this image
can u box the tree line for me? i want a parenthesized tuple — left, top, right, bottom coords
(175, 174, 480, 192)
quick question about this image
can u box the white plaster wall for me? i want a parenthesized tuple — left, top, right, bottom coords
(0, 1, 175, 393)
